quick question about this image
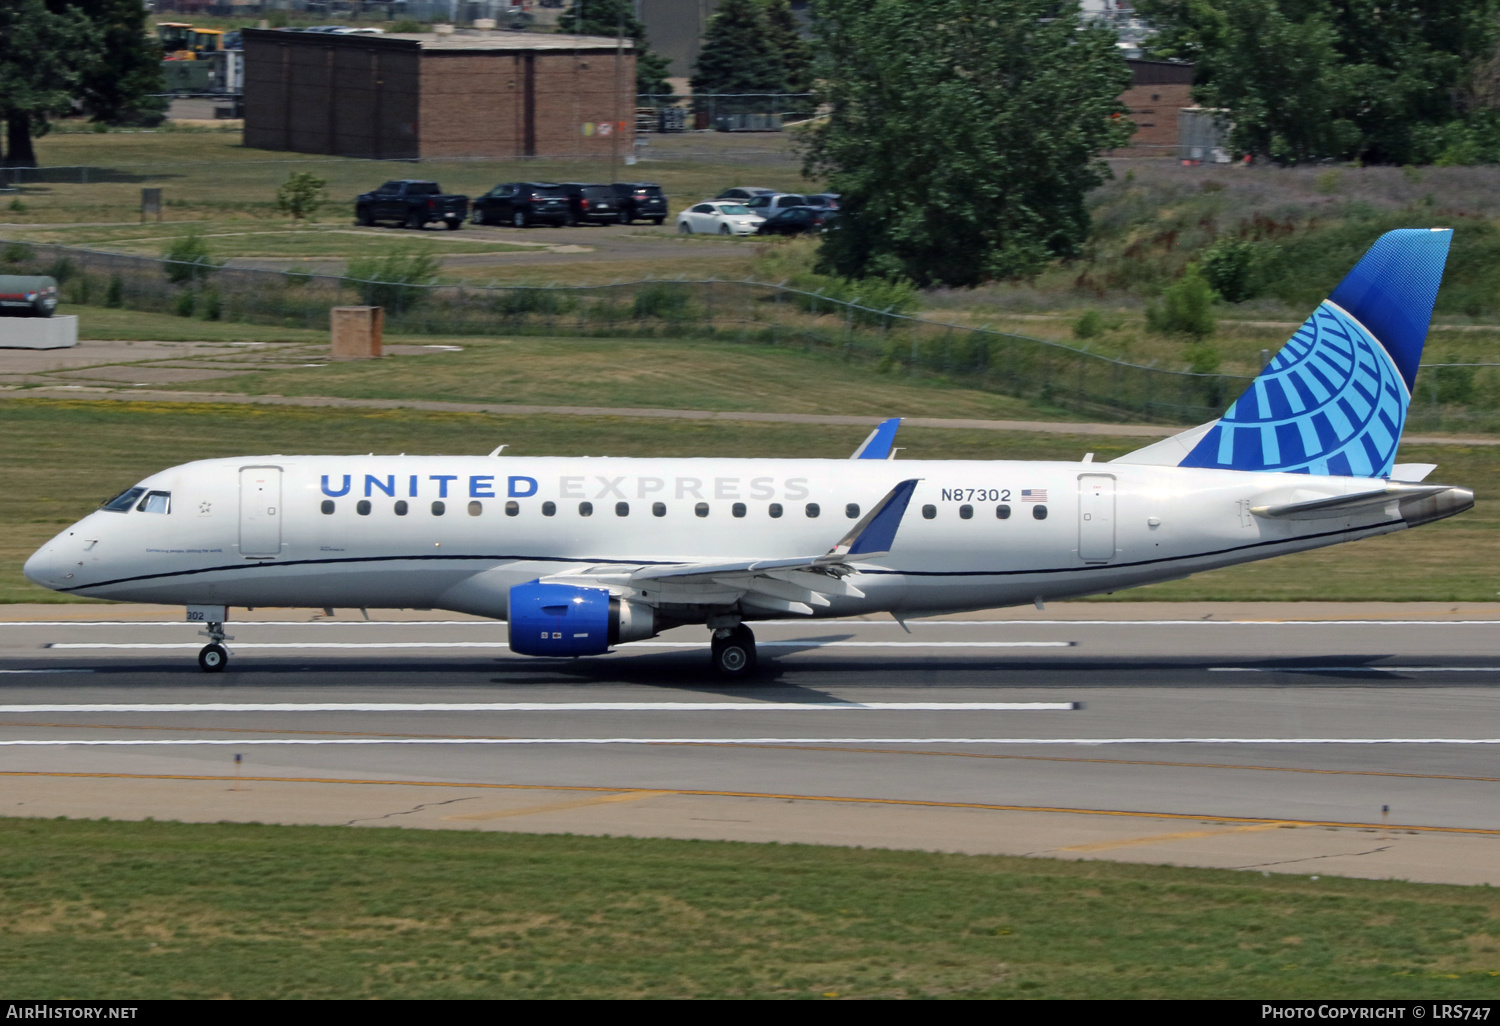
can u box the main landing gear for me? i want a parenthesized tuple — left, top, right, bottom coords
(710, 624, 757, 679)
(197, 621, 232, 673)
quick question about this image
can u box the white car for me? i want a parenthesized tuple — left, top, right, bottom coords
(676, 201, 764, 236)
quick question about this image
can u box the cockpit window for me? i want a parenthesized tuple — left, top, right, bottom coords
(136, 491, 171, 514)
(100, 487, 146, 512)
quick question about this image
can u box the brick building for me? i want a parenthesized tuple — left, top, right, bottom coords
(1115, 58, 1195, 157)
(242, 28, 635, 159)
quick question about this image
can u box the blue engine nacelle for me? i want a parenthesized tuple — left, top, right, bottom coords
(508, 581, 656, 657)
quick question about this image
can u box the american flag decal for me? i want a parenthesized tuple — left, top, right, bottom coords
(1021, 488, 1048, 502)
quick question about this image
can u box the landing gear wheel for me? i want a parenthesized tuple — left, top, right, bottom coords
(198, 643, 228, 673)
(710, 626, 756, 679)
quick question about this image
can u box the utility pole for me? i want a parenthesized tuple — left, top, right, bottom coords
(611, 1, 625, 184)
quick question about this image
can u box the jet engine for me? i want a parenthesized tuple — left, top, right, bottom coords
(507, 580, 655, 657)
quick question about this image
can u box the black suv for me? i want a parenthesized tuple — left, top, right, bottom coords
(559, 183, 621, 225)
(610, 183, 668, 225)
(471, 182, 570, 228)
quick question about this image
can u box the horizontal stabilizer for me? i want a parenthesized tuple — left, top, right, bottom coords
(1251, 481, 1458, 521)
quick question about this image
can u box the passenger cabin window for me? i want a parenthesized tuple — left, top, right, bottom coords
(432, 501, 446, 516)
(996, 504, 1011, 519)
(732, 502, 746, 518)
(615, 502, 630, 517)
(921, 504, 936, 519)
(652, 502, 667, 517)
(321, 500, 335, 515)
(805, 503, 820, 518)
(845, 503, 860, 519)
(694, 502, 709, 518)
(136, 491, 171, 514)
(959, 504, 973, 520)
(356, 500, 372, 516)
(542, 501, 556, 517)
(579, 501, 593, 517)
(394, 500, 408, 516)
(101, 487, 146, 512)
(768, 503, 783, 518)
(1033, 504, 1048, 520)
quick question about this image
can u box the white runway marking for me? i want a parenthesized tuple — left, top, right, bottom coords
(0, 701, 1081, 713)
(1210, 666, 1500, 673)
(0, 737, 1496, 747)
(44, 641, 1074, 651)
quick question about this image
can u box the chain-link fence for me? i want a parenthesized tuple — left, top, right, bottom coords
(5, 237, 1498, 432)
(636, 94, 820, 134)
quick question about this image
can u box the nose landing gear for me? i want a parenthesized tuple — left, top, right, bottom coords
(197, 621, 232, 673)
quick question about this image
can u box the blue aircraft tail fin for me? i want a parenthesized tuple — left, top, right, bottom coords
(1175, 228, 1451, 478)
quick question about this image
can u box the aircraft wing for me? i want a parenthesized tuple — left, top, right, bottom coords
(542, 479, 921, 615)
(850, 418, 902, 459)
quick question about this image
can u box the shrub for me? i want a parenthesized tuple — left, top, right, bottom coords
(173, 290, 195, 318)
(7, 198, 24, 214)
(491, 288, 567, 317)
(345, 248, 441, 314)
(2, 242, 32, 265)
(43, 257, 74, 284)
(163, 232, 217, 284)
(104, 274, 123, 308)
(1200, 238, 1258, 303)
(276, 171, 327, 224)
(199, 289, 222, 322)
(1073, 310, 1104, 339)
(1146, 266, 1216, 339)
(632, 283, 693, 320)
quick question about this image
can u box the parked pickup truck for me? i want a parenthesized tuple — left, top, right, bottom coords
(355, 180, 468, 230)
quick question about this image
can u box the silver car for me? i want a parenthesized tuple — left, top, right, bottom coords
(676, 201, 764, 235)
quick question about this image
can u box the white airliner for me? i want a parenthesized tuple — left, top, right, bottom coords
(24, 229, 1473, 677)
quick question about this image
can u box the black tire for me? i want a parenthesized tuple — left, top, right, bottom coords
(565, 211, 578, 227)
(719, 224, 731, 235)
(652, 217, 664, 226)
(355, 207, 372, 227)
(446, 219, 462, 231)
(198, 643, 228, 673)
(514, 209, 528, 228)
(711, 626, 756, 678)
(678, 222, 692, 234)
(405, 211, 423, 230)
(618, 210, 631, 225)
(472, 207, 486, 226)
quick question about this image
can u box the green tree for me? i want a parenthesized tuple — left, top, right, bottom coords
(65, 0, 166, 126)
(276, 171, 328, 225)
(692, 0, 786, 100)
(559, 0, 674, 95)
(806, 0, 1132, 286)
(762, 0, 813, 95)
(0, 0, 94, 168)
(1140, 0, 1500, 164)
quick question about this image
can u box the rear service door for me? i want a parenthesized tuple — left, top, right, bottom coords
(239, 466, 282, 558)
(1077, 474, 1116, 563)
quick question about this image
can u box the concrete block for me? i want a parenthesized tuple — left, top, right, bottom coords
(330, 306, 383, 359)
(0, 315, 77, 350)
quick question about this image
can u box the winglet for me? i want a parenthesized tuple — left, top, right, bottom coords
(851, 418, 902, 459)
(824, 478, 920, 559)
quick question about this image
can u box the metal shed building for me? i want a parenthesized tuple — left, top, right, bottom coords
(242, 28, 636, 160)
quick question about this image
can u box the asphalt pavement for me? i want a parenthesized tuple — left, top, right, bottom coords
(1, 602, 1497, 885)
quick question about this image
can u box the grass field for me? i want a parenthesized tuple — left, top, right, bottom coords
(0, 398, 1490, 604)
(1, 817, 1496, 999)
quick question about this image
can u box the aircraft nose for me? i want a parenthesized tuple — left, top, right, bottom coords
(24, 530, 85, 590)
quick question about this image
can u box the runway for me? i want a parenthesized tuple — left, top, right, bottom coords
(1, 602, 1497, 885)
